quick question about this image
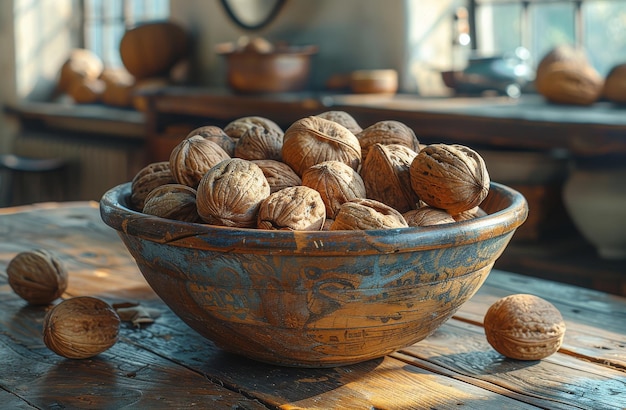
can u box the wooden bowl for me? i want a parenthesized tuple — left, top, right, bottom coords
(100, 182, 527, 367)
(350, 69, 398, 94)
(217, 45, 318, 94)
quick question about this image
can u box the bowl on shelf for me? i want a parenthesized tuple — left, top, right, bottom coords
(100, 182, 527, 367)
(216, 41, 318, 94)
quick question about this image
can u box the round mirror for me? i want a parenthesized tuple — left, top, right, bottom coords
(220, 0, 287, 31)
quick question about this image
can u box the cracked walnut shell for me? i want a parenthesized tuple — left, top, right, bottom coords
(7, 249, 68, 305)
(484, 294, 566, 361)
(409, 144, 490, 215)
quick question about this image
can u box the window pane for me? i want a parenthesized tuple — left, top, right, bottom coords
(530, 2, 576, 62)
(83, 0, 170, 68)
(476, 3, 523, 54)
(584, 1, 626, 75)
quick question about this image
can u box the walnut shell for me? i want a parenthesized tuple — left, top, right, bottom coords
(251, 159, 302, 193)
(361, 143, 420, 213)
(68, 77, 105, 104)
(185, 125, 235, 156)
(535, 46, 603, 106)
(130, 161, 176, 211)
(409, 144, 490, 215)
(316, 110, 363, 134)
(331, 198, 408, 230)
(356, 120, 420, 161)
(282, 116, 361, 176)
(452, 206, 488, 222)
(403, 206, 455, 227)
(196, 158, 270, 227)
(603, 63, 626, 104)
(169, 135, 231, 188)
(257, 185, 326, 230)
(301, 160, 366, 219)
(484, 294, 566, 361)
(142, 183, 200, 222)
(535, 62, 603, 106)
(223, 116, 283, 142)
(43, 296, 120, 359)
(7, 249, 68, 305)
(234, 123, 284, 161)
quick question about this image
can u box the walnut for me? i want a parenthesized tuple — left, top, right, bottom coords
(331, 198, 408, 230)
(356, 120, 420, 161)
(196, 158, 270, 227)
(452, 206, 488, 222)
(301, 160, 366, 219)
(223, 116, 283, 142)
(43, 296, 121, 359)
(360, 143, 420, 213)
(234, 123, 284, 161)
(251, 159, 302, 193)
(142, 183, 200, 223)
(322, 218, 334, 231)
(185, 125, 235, 156)
(484, 294, 566, 361)
(316, 110, 363, 134)
(7, 249, 68, 305)
(535, 45, 603, 106)
(403, 206, 455, 227)
(603, 63, 626, 104)
(257, 185, 326, 230)
(409, 144, 490, 215)
(130, 161, 176, 211)
(169, 135, 231, 188)
(282, 116, 361, 176)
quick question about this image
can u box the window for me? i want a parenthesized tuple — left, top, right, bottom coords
(81, 0, 170, 68)
(469, 0, 626, 75)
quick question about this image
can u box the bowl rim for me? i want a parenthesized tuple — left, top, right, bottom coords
(100, 182, 528, 255)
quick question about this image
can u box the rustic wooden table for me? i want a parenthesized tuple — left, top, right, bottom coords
(1, 202, 624, 409)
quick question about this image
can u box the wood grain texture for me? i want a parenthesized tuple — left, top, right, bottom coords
(396, 320, 626, 409)
(455, 272, 626, 370)
(99, 181, 527, 367)
(1, 202, 625, 409)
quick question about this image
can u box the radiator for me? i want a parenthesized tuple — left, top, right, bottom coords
(11, 132, 145, 203)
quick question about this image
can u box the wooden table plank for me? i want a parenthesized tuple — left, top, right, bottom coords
(1, 202, 625, 410)
(395, 320, 626, 410)
(117, 299, 540, 410)
(0, 291, 269, 409)
(454, 271, 626, 370)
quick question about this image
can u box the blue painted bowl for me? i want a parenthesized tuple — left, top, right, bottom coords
(100, 182, 527, 367)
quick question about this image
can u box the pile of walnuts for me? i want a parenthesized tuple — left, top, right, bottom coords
(131, 111, 490, 231)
